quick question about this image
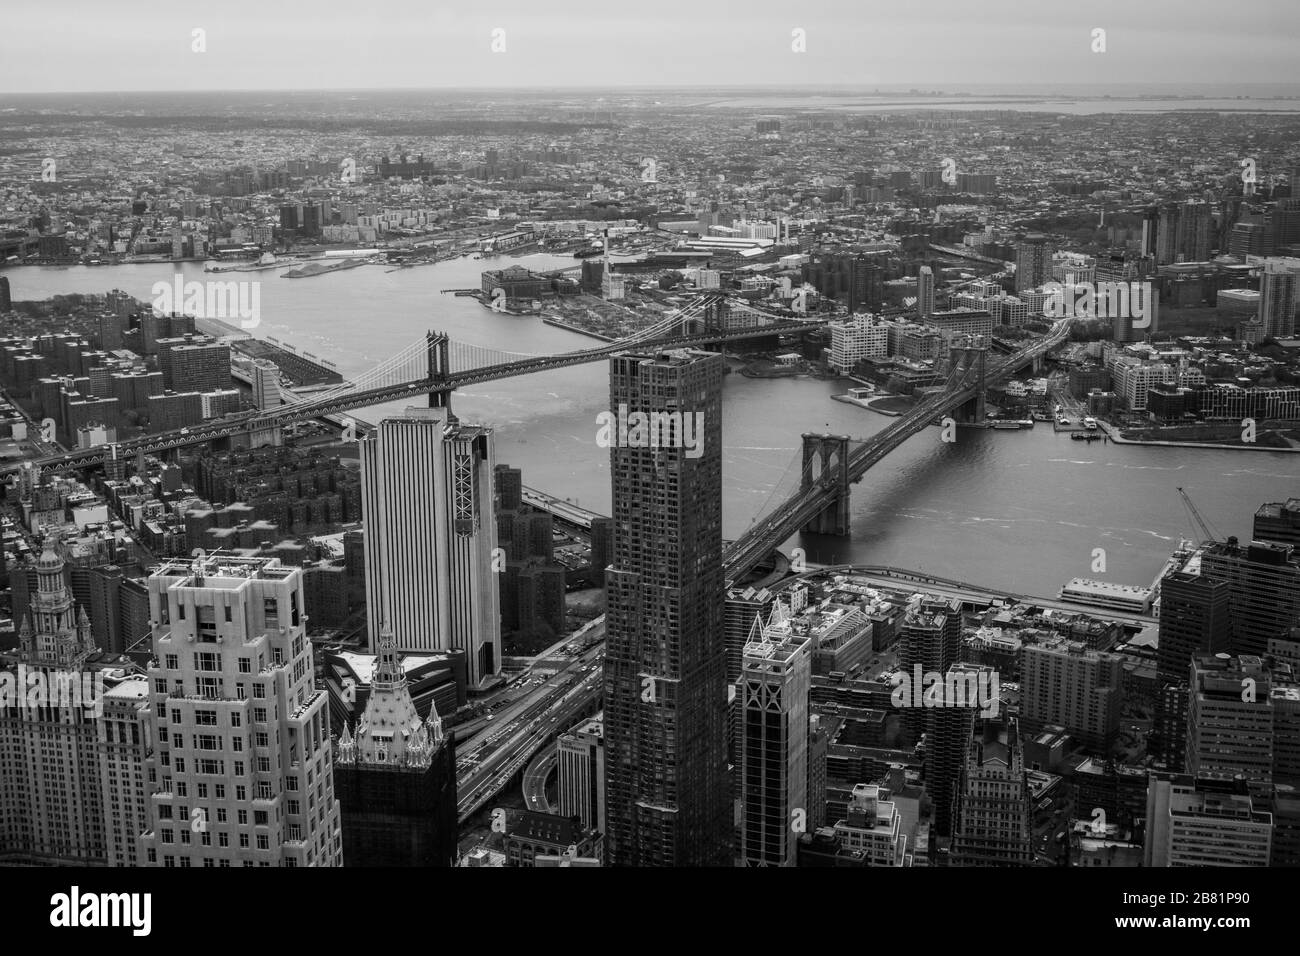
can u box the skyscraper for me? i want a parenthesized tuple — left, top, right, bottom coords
(1144, 772, 1272, 866)
(1014, 234, 1051, 292)
(917, 265, 935, 319)
(1157, 571, 1232, 685)
(1259, 260, 1299, 339)
(949, 716, 1033, 866)
(0, 544, 148, 865)
(602, 349, 729, 866)
(360, 406, 501, 688)
(897, 596, 962, 737)
(739, 603, 812, 867)
(1186, 654, 1274, 798)
(557, 715, 606, 838)
(1020, 638, 1123, 753)
(1200, 539, 1300, 656)
(138, 554, 342, 867)
(334, 627, 458, 867)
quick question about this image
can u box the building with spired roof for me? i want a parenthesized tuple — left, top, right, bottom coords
(333, 625, 458, 866)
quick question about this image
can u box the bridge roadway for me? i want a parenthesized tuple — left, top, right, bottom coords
(721, 317, 1075, 584)
(4, 320, 823, 476)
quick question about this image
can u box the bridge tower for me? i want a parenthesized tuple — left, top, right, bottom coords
(951, 338, 988, 423)
(427, 330, 451, 409)
(800, 433, 852, 536)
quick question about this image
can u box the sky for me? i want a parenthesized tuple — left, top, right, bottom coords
(2, 0, 1299, 94)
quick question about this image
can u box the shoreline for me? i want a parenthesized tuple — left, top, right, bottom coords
(540, 316, 617, 342)
(1099, 420, 1300, 453)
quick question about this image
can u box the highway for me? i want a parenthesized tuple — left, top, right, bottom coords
(522, 744, 559, 813)
(455, 627, 604, 823)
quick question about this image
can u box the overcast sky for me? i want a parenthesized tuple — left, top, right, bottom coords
(2, 0, 1299, 94)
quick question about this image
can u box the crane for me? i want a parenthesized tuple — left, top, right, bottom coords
(1177, 487, 1222, 545)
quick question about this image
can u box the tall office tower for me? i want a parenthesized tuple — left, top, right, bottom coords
(1157, 571, 1232, 685)
(1154, 681, 1190, 771)
(0, 545, 146, 865)
(1014, 234, 1051, 292)
(97, 678, 153, 865)
(602, 349, 729, 867)
(724, 586, 776, 683)
(739, 610, 812, 866)
(917, 265, 935, 319)
(1020, 638, 1123, 753)
(0, 275, 10, 312)
(897, 596, 962, 737)
(1259, 260, 1299, 338)
(334, 628, 457, 866)
(831, 783, 907, 866)
(138, 555, 343, 867)
(1144, 772, 1272, 866)
(360, 406, 501, 688)
(922, 665, 980, 839)
(807, 713, 829, 831)
(1186, 654, 1274, 798)
(1157, 200, 1212, 264)
(1200, 540, 1300, 656)
(949, 716, 1033, 866)
(557, 715, 606, 837)
(1255, 499, 1300, 547)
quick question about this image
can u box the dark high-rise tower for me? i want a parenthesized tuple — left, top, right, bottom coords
(602, 349, 729, 866)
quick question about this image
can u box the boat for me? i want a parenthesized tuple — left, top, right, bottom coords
(1071, 432, 1103, 441)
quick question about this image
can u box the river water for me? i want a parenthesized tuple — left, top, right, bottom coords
(10, 256, 1299, 597)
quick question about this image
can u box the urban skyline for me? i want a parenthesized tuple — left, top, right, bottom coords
(0, 6, 1299, 914)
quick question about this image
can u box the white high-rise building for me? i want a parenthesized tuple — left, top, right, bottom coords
(832, 783, 908, 865)
(917, 266, 935, 319)
(829, 315, 889, 373)
(1260, 260, 1299, 339)
(361, 406, 501, 688)
(739, 603, 812, 866)
(1144, 772, 1272, 866)
(139, 554, 342, 867)
(557, 715, 605, 837)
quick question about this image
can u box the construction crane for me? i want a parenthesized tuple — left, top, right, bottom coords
(1177, 487, 1222, 545)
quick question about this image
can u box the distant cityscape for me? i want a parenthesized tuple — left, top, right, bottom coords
(2, 56, 1300, 874)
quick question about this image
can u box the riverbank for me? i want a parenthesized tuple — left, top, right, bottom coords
(1099, 420, 1300, 452)
(540, 316, 616, 342)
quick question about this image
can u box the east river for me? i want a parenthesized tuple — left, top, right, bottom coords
(13, 256, 1299, 597)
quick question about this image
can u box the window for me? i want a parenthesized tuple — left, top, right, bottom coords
(257, 757, 271, 774)
(165, 654, 179, 670)
(238, 657, 251, 674)
(196, 734, 220, 751)
(254, 707, 267, 722)
(238, 810, 248, 826)
(162, 829, 173, 844)
(264, 597, 278, 628)
(254, 811, 268, 826)
(194, 651, 221, 672)
(178, 603, 185, 620)
(224, 606, 232, 623)
(256, 835, 269, 850)
(239, 834, 249, 849)
(254, 732, 268, 748)
(216, 808, 227, 823)
(197, 783, 208, 799)
(236, 787, 246, 803)
(231, 737, 242, 752)
(194, 709, 217, 726)
(230, 712, 241, 727)
(287, 800, 300, 816)
(218, 832, 229, 848)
